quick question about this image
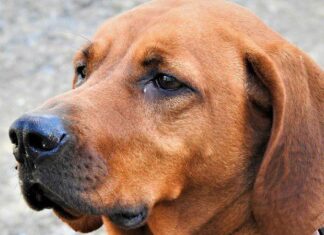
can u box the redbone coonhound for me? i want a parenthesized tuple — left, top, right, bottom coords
(9, 0, 323, 234)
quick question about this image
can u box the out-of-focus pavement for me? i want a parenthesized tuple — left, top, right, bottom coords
(0, 0, 323, 234)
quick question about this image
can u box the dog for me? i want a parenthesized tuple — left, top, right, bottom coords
(9, 0, 323, 234)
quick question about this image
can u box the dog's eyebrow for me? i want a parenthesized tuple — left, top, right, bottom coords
(74, 43, 94, 65)
(81, 43, 93, 59)
(140, 47, 166, 67)
(142, 55, 163, 67)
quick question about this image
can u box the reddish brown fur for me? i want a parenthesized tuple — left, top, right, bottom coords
(34, 0, 323, 234)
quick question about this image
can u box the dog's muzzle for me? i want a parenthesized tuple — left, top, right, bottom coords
(9, 114, 81, 218)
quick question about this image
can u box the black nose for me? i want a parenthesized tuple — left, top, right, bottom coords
(9, 114, 67, 163)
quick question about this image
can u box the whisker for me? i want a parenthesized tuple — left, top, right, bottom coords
(59, 31, 92, 43)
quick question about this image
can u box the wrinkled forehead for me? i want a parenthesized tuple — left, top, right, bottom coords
(75, 1, 232, 67)
(75, 0, 281, 64)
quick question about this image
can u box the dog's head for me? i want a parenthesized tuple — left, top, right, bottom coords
(9, 0, 323, 234)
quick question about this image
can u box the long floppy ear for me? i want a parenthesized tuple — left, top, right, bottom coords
(55, 213, 103, 233)
(245, 42, 324, 235)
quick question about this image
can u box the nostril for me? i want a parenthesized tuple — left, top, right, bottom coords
(9, 129, 25, 163)
(27, 133, 49, 151)
(26, 133, 65, 152)
(9, 130, 19, 147)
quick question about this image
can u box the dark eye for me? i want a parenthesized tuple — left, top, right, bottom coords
(153, 74, 183, 90)
(75, 64, 87, 86)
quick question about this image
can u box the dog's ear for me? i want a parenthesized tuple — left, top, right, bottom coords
(244, 42, 324, 235)
(55, 213, 103, 233)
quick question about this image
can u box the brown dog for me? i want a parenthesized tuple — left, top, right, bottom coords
(9, 0, 323, 234)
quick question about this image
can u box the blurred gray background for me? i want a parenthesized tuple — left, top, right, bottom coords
(0, 0, 323, 234)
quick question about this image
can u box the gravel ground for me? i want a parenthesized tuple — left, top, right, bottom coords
(0, 0, 323, 235)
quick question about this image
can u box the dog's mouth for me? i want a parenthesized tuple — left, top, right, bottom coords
(23, 183, 149, 228)
(23, 183, 81, 220)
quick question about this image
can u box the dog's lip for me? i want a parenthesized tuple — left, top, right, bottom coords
(23, 183, 81, 220)
(52, 203, 82, 220)
(107, 206, 148, 229)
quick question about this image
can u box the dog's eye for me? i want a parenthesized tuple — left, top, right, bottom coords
(75, 64, 87, 86)
(143, 73, 194, 99)
(153, 74, 183, 90)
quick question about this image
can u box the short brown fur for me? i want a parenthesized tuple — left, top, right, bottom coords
(24, 0, 324, 234)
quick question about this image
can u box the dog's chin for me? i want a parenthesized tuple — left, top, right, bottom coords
(107, 205, 148, 230)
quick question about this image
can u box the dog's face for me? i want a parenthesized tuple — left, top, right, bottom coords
(9, 1, 323, 234)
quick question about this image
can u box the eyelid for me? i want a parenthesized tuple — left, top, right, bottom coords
(138, 70, 196, 95)
(75, 61, 86, 70)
